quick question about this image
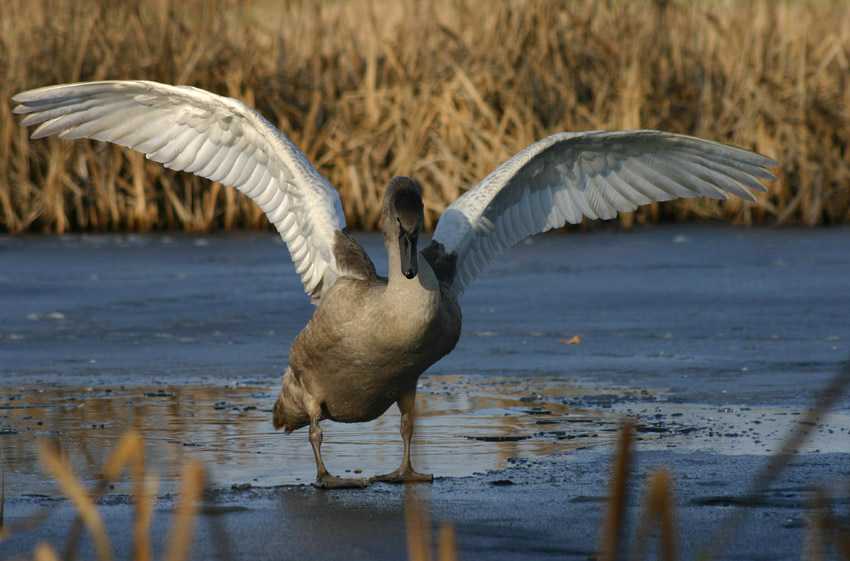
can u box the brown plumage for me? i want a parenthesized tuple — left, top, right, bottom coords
(273, 177, 461, 487)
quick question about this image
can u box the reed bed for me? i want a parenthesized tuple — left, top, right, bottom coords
(1, 0, 849, 233)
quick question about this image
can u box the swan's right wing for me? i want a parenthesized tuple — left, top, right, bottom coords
(432, 130, 777, 298)
(14, 80, 355, 302)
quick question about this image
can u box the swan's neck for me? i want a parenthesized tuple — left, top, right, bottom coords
(383, 238, 440, 334)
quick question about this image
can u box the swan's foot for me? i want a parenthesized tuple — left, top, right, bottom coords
(312, 473, 368, 489)
(371, 467, 433, 484)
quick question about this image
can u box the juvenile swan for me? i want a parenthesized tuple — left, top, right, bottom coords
(14, 81, 776, 488)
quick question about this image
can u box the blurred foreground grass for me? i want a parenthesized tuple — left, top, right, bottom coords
(3, 419, 849, 560)
(1, 0, 849, 234)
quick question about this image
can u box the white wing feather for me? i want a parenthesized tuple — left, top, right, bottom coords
(433, 130, 777, 297)
(13, 80, 345, 302)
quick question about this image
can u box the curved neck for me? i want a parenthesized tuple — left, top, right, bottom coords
(385, 233, 412, 287)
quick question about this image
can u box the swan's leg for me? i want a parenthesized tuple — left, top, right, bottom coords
(306, 400, 367, 489)
(372, 389, 433, 483)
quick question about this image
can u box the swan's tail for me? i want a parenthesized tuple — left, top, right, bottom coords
(271, 392, 287, 430)
(272, 368, 310, 433)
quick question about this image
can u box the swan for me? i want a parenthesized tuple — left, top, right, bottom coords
(13, 81, 776, 488)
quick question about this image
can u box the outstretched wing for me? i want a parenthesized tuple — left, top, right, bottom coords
(432, 130, 777, 297)
(13, 80, 348, 302)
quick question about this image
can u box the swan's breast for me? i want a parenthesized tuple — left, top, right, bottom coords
(289, 259, 459, 423)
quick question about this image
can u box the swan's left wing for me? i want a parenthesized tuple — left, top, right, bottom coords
(432, 130, 777, 298)
(13, 80, 350, 302)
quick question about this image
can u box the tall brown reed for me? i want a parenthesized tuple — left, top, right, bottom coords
(1, 0, 849, 234)
(17, 431, 200, 561)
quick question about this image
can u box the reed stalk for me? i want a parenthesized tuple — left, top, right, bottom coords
(1, 0, 848, 233)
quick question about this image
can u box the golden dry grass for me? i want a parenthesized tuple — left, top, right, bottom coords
(1, 0, 849, 234)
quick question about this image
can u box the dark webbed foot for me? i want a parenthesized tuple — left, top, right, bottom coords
(312, 473, 368, 489)
(371, 467, 433, 484)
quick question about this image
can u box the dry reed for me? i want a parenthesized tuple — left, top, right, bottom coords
(38, 440, 114, 561)
(4, 406, 849, 560)
(404, 486, 457, 561)
(598, 421, 634, 561)
(631, 470, 677, 561)
(7, 430, 201, 561)
(1, 0, 848, 234)
(804, 487, 850, 560)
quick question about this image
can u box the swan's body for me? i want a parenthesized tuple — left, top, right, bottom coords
(14, 80, 776, 487)
(278, 215, 460, 428)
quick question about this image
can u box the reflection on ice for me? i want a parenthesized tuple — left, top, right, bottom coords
(1, 374, 847, 498)
(1, 376, 618, 497)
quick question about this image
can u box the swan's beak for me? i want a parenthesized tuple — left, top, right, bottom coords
(399, 230, 419, 279)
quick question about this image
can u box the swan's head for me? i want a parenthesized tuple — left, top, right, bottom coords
(383, 177, 424, 279)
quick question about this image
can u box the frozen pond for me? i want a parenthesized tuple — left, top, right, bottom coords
(1, 225, 848, 560)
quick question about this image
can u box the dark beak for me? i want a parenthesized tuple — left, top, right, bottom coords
(399, 229, 419, 279)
